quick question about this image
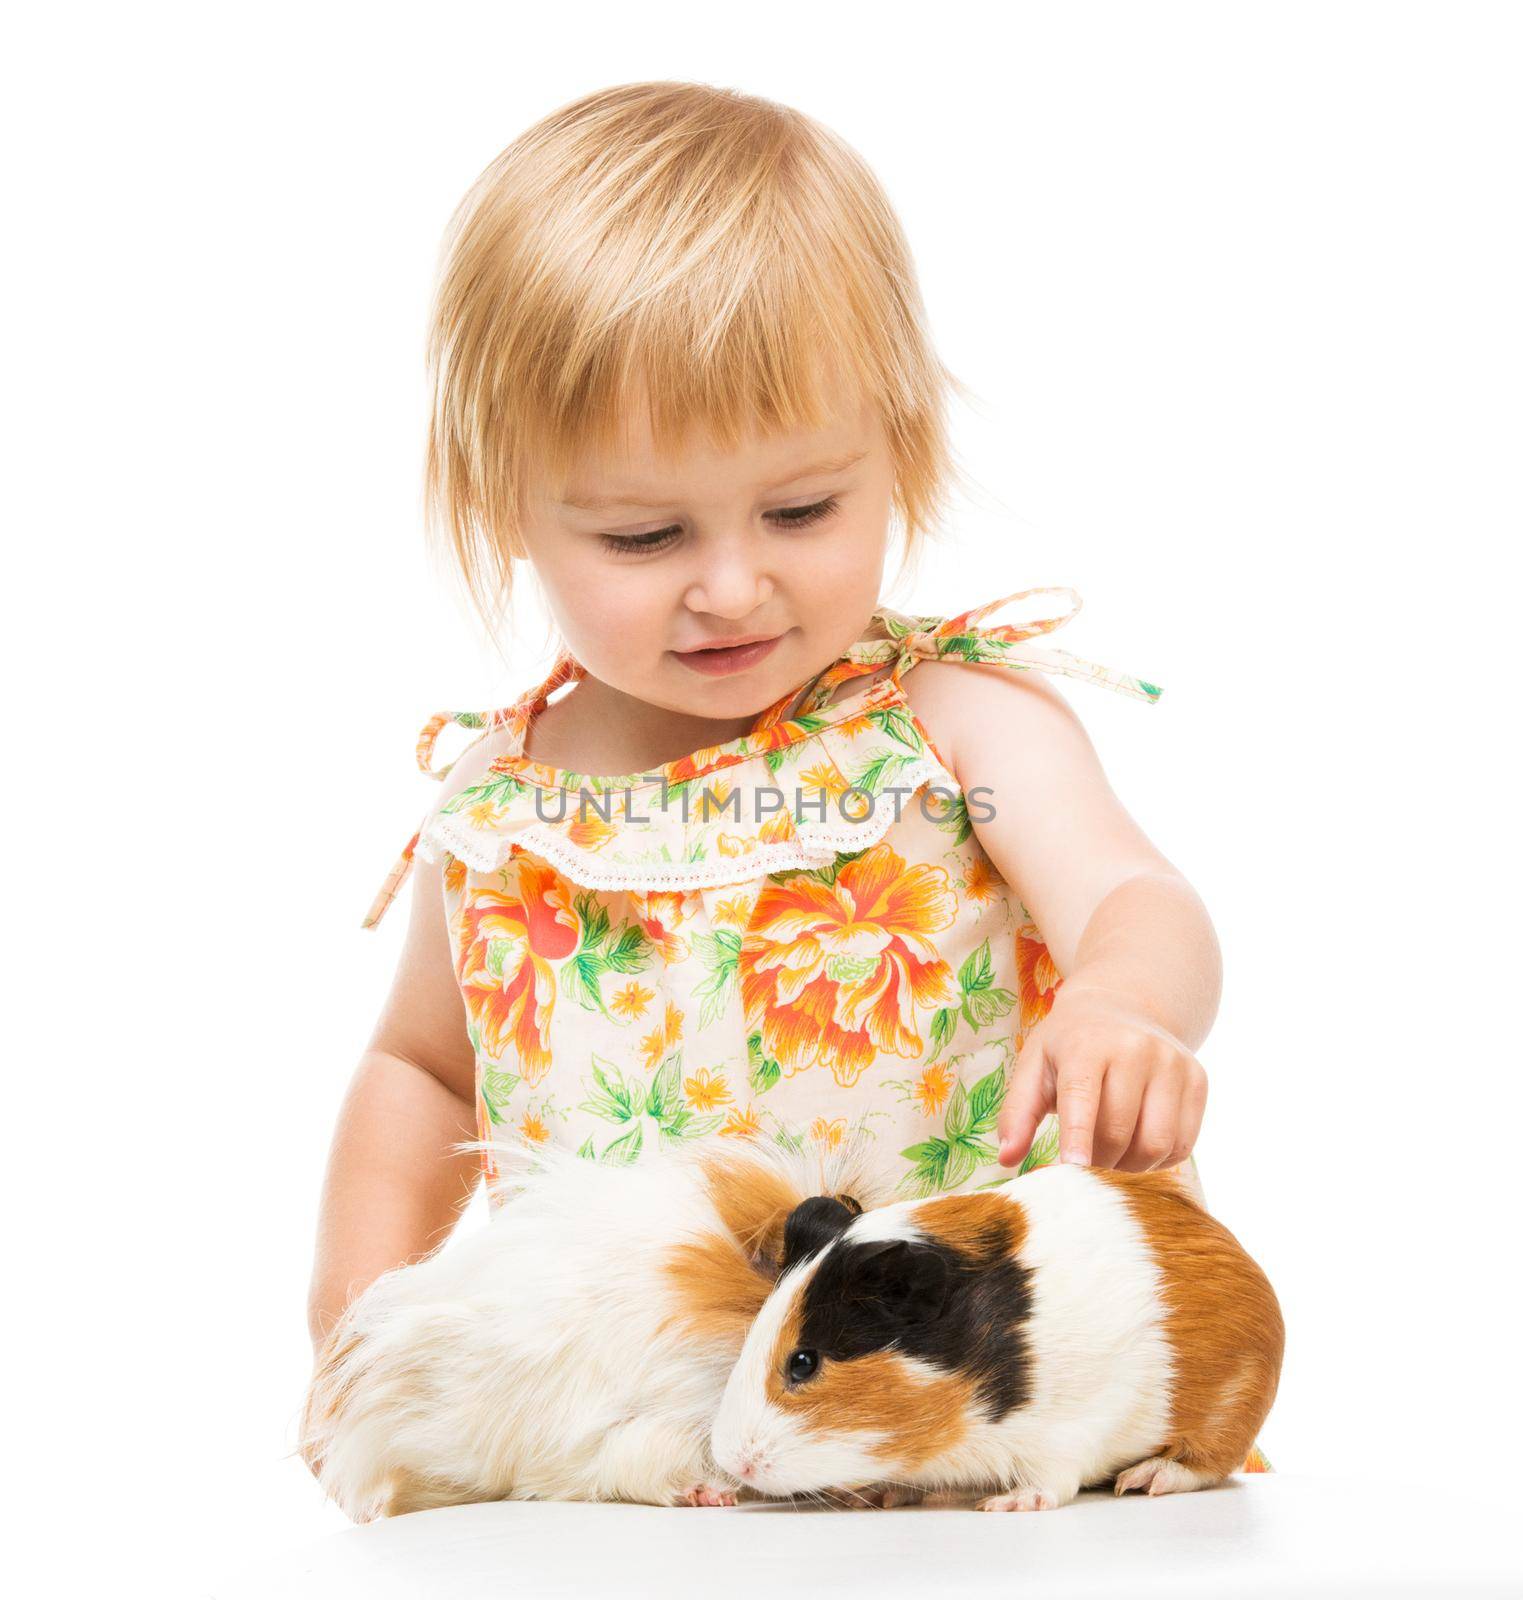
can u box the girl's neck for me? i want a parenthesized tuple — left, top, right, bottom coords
(523, 665, 823, 776)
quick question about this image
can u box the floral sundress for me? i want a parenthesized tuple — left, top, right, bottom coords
(364, 582, 1269, 1474)
(363, 583, 1170, 1199)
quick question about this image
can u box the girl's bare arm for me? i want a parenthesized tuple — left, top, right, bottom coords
(902, 658, 1220, 1173)
(307, 756, 497, 1353)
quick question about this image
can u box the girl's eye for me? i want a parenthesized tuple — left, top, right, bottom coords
(599, 496, 841, 557)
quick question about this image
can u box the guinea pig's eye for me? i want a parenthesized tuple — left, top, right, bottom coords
(785, 1348, 820, 1384)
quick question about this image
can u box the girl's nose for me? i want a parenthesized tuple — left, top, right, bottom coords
(684, 555, 774, 619)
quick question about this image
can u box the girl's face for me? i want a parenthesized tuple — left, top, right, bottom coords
(518, 388, 895, 731)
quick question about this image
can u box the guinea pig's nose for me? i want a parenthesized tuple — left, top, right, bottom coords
(734, 1454, 755, 1478)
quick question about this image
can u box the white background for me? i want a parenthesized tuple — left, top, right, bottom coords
(7, 3, 1520, 1593)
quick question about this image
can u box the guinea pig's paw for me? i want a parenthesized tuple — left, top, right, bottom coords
(679, 1482, 739, 1507)
(1113, 1456, 1215, 1497)
(977, 1486, 1064, 1512)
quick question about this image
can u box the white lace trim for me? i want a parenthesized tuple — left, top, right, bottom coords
(414, 754, 957, 890)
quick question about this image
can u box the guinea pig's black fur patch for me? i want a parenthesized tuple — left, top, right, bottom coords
(797, 1230, 1034, 1421)
(780, 1196, 861, 1274)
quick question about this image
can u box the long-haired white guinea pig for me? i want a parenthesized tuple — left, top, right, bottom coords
(711, 1163, 1283, 1511)
(299, 1136, 877, 1519)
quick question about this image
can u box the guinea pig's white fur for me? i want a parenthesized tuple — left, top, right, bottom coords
(299, 1133, 882, 1520)
(710, 1163, 1283, 1511)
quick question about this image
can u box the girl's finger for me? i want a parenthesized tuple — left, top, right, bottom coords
(1116, 1067, 1184, 1172)
(1164, 1063, 1209, 1168)
(1086, 1057, 1144, 1170)
(997, 1035, 1053, 1167)
(1055, 1054, 1109, 1167)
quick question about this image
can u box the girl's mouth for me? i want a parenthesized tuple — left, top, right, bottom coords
(672, 633, 784, 676)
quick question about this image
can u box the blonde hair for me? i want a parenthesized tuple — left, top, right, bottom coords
(425, 81, 974, 640)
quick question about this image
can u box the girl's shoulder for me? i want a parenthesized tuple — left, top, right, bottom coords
(877, 585, 1163, 788)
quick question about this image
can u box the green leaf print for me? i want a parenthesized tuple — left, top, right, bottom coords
(561, 896, 654, 1018)
(1018, 1118, 1061, 1175)
(772, 1125, 807, 1156)
(944, 1080, 972, 1141)
(852, 748, 926, 798)
(658, 1106, 725, 1146)
(899, 1139, 951, 1196)
(576, 894, 611, 950)
(930, 790, 973, 847)
(576, 1134, 596, 1160)
(784, 847, 869, 889)
(873, 705, 930, 753)
(578, 1056, 645, 1124)
(600, 1122, 645, 1165)
(480, 1065, 521, 1125)
(928, 1006, 958, 1055)
(691, 929, 741, 1030)
(896, 1061, 1009, 1197)
(967, 1063, 1007, 1131)
(929, 939, 1014, 1044)
(646, 1052, 681, 1122)
(439, 771, 531, 816)
(972, 1117, 1062, 1188)
(746, 1031, 782, 1095)
(601, 923, 649, 975)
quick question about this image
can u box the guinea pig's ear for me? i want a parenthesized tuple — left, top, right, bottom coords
(842, 1237, 953, 1327)
(780, 1196, 860, 1275)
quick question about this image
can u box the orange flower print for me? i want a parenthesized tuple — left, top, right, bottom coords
(798, 761, 851, 805)
(719, 1104, 763, 1139)
(640, 1000, 684, 1071)
(565, 812, 619, 854)
(1016, 920, 1062, 1033)
(717, 831, 762, 859)
(443, 854, 468, 897)
(758, 812, 798, 845)
(464, 797, 504, 829)
(962, 854, 1001, 906)
(630, 890, 698, 964)
(610, 982, 654, 1020)
(713, 895, 756, 928)
(454, 861, 580, 1086)
(683, 1067, 732, 1112)
(519, 1110, 550, 1143)
(913, 1061, 956, 1116)
(810, 1116, 847, 1150)
(695, 778, 736, 823)
(739, 841, 959, 1087)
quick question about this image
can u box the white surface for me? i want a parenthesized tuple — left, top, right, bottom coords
(210, 1477, 1522, 1600)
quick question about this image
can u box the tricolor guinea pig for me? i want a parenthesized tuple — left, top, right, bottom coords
(710, 1163, 1284, 1511)
(299, 1137, 880, 1519)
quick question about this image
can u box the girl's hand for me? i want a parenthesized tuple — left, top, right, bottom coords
(996, 986, 1208, 1172)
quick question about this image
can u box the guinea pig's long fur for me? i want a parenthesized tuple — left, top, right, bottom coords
(298, 1133, 881, 1520)
(710, 1163, 1284, 1511)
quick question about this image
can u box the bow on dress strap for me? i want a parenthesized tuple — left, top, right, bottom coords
(360, 657, 581, 930)
(890, 586, 1162, 703)
(770, 586, 1162, 722)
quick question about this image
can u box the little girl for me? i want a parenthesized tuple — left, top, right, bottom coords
(307, 82, 1222, 1368)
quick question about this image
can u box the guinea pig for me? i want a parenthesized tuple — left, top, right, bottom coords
(298, 1134, 879, 1520)
(710, 1162, 1283, 1511)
